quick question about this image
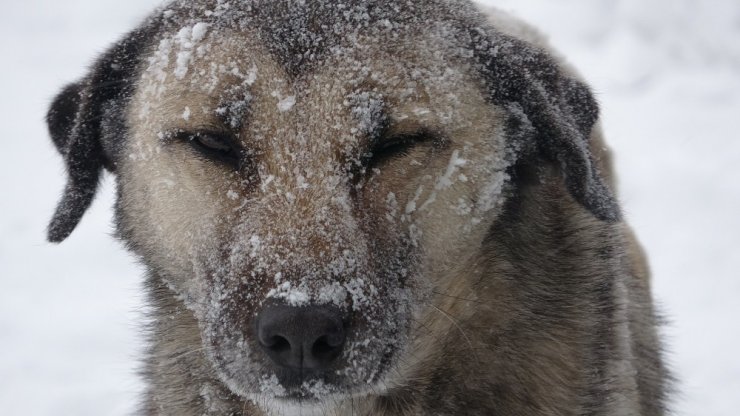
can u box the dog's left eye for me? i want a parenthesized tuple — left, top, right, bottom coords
(174, 131, 241, 167)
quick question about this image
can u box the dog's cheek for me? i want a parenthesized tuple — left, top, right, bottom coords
(118, 138, 235, 302)
(396, 149, 503, 273)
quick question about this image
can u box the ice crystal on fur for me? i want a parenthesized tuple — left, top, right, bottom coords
(276, 95, 296, 112)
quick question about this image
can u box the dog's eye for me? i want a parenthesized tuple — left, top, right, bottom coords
(176, 131, 241, 167)
(366, 132, 436, 169)
(193, 133, 233, 153)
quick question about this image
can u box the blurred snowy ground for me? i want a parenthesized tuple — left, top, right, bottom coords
(1, 0, 738, 414)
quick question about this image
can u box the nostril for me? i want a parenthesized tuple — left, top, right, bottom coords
(311, 334, 344, 361)
(263, 335, 291, 353)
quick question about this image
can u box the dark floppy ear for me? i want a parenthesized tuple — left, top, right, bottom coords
(47, 83, 84, 154)
(46, 22, 158, 243)
(472, 29, 621, 222)
(46, 80, 106, 243)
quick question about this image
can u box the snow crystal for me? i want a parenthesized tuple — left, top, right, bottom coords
(404, 200, 416, 215)
(181, 106, 191, 120)
(416, 149, 471, 212)
(301, 379, 333, 397)
(175, 26, 192, 45)
(405, 186, 425, 215)
(259, 374, 286, 396)
(343, 278, 378, 311)
(277, 95, 296, 112)
(437, 150, 468, 189)
(385, 192, 399, 222)
(348, 91, 386, 136)
(265, 282, 310, 306)
(171, 23, 210, 80)
(454, 198, 473, 216)
(191, 22, 210, 42)
(316, 282, 349, 306)
(243, 64, 258, 85)
(174, 50, 192, 79)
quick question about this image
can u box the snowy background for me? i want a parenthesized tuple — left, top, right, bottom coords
(1, 0, 738, 414)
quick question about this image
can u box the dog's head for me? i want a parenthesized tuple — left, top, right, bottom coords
(47, 0, 619, 411)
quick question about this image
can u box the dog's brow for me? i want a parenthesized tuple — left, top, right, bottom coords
(215, 83, 253, 130)
(347, 91, 388, 145)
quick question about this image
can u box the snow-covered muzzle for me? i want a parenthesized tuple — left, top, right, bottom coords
(198, 181, 416, 401)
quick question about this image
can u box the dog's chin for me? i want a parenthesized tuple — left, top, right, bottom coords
(209, 355, 388, 410)
(247, 382, 387, 416)
(211, 356, 394, 415)
(252, 395, 342, 416)
(227, 370, 387, 401)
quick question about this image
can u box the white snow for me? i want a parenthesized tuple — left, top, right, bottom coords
(172, 22, 210, 79)
(190, 22, 210, 43)
(1, 0, 739, 415)
(266, 281, 311, 306)
(436, 150, 467, 190)
(277, 95, 296, 112)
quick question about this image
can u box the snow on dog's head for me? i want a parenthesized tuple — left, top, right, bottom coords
(46, 0, 618, 411)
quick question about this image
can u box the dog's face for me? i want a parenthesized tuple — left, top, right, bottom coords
(46, 0, 619, 412)
(121, 19, 511, 402)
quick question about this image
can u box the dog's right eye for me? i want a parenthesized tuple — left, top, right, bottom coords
(171, 130, 242, 168)
(366, 132, 434, 169)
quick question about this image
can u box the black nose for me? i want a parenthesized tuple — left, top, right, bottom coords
(256, 304, 346, 372)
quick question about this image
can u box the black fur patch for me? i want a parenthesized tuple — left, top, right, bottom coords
(467, 27, 621, 222)
(46, 19, 162, 243)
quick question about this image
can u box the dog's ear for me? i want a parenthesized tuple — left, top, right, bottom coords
(473, 30, 620, 222)
(46, 23, 158, 243)
(46, 80, 106, 243)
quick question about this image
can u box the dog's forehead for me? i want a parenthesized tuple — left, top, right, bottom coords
(158, 0, 481, 76)
(138, 16, 486, 140)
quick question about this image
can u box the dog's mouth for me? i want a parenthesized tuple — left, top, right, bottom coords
(267, 366, 348, 397)
(205, 343, 398, 407)
(202, 303, 405, 403)
(269, 373, 349, 400)
(265, 340, 397, 398)
(254, 364, 393, 411)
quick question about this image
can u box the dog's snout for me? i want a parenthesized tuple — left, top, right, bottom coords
(256, 304, 346, 372)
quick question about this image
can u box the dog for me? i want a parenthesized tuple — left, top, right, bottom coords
(46, 0, 669, 414)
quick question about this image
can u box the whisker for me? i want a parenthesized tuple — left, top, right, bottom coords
(168, 346, 206, 361)
(431, 290, 484, 305)
(430, 304, 479, 361)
